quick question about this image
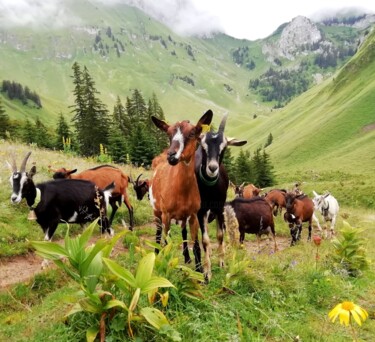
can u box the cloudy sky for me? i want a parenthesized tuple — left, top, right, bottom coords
(0, 0, 374, 40)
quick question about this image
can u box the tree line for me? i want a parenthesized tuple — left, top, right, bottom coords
(1, 80, 42, 108)
(0, 62, 275, 185)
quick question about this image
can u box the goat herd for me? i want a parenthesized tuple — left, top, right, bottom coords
(7, 110, 339, 281)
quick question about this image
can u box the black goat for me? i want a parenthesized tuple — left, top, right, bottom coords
(193, 113, 246, 277)
(224, 197, 278, 252)
(8, 152, 114, 241)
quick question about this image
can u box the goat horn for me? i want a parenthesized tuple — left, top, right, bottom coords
(136, 173, 143, 185)
(218, 112, 228, 133)
(20, 152, 32, 173)
(10, 153, 17, 172)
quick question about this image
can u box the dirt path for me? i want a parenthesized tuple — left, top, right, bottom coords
(0, 233, 290, 290)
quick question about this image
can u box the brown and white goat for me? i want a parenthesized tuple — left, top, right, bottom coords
(150, 110, 213, 280)
(51, 165, 134, 229)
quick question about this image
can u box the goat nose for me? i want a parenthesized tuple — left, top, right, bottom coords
(208, 164, 217, 173)
(11, 195, 18, 203)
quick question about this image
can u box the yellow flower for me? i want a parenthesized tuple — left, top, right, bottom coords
(328, 301, 368, 326)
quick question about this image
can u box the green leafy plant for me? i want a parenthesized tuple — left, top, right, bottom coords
(31, 220, 177, 341)
(331, 221, 370, 277)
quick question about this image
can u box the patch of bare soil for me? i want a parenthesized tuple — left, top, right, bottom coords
(0, 235, 128, 290)
(362, 122, 375, 133)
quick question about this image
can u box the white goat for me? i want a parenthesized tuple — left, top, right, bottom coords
(312, 190, 340, 238)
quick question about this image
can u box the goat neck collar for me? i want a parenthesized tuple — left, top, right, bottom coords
(199, 165, 219, 186)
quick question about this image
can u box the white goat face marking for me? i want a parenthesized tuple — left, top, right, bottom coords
(172, 127, 184, 160)
(10, 172, 27, 203)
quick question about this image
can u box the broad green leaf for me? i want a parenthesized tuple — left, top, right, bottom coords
(64, 303, 84, 318)
(141, 277, 174, 293)
(102, 230, 128, 258)
(54, 259, 80, 282)
(103, 258, 136, 288)
(129, 288, 140, 312)
(140, 307, 169, 330)
(79, 298, 102, 314)
(103, 299, 128, 311)
(135, 252, 155, 286)
(79, 219, 98, 248)
(86, 326, 99, 342)
(80, 239, 107, 276)
(31, 241, 68, 259)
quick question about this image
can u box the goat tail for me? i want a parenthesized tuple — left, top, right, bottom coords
(223, 205, 240, 247)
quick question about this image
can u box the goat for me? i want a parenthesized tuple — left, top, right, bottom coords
(51, 165, 134, 229)
(132, 173, 150, 201)
(264, 189, 286, 216)
(8, 152, 114, 241)
(312, 190, 340, 239)
(195, 113, 246, 272)
(224, 197, 278, 252)
(284, 192, 315, 246)
(149, 110, 213, 280)
(230, 182, 263, 199)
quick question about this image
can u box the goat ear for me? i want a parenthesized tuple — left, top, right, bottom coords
(227, 138, 247, 147)
(197, 110, 213, 127)
(29, 166, 37, 178)
(68, 169, 77, 175)
(151, 116, 169, 132)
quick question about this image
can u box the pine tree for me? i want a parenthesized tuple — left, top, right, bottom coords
(55, 112, 71, 150)
(107, 123, 128, 164)
(264, 132, 273, 148)
(222, 147, 235, 181)
(0, 98, 10, 139)
(234, 149, 253, 184)
(34, 117, 52, 148)
(22, 119, 36, 144)
(70, 63, 110, 156)
(147, 93, 168, 152)
(112, 96, 129, 136)
(130, 123, 156, 166)
(128, 89, 147, 124)
(255, 149, 275, 187)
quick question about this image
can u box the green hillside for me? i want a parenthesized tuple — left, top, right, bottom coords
(231, 29, 375, 180)
(1, 1, 374, 184)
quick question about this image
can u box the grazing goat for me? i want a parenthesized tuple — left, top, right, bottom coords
(195, 114, 246, 273)
(284, 192, 314, 246)
(264, 189, 286, 216)
(230, 182, 263, 199)
(51, 165, 134, 229)
(224, 197, 278, 252)
(149, 110, 213, 280)
(312, 190, 340, 238)
(8, 152, 114, 241)
(132, 173, 150, 201)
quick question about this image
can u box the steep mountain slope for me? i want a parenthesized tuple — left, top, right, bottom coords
(0, 1, 371, 126)
(234, 28, 375, 177)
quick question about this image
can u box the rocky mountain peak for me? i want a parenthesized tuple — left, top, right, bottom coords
(262, 15, 323, 61)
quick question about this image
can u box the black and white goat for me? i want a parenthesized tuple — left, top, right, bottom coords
(8, 152, 114, 241)
(194, 113, 246, 275)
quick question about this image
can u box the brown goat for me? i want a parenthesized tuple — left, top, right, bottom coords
(51, 165, 134, 229)
(264, 189, 286, 216)
(230, 182, 263, 199)
(284, 192, 314, 245)
(150, 110, 213, 280)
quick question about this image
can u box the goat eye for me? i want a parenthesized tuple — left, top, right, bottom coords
(189, 129, 196, 138)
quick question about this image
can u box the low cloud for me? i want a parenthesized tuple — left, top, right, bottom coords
(0, 0, 81, 28)
(0, 0, 222, 36)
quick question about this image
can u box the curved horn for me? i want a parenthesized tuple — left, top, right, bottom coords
(20, 152, 32, 173)
(10, 153, 17, 172)
(218, 113, 228, 133)
(136, 173, 143, 186)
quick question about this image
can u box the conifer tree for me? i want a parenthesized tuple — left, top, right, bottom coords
(254, 149, 275, 187)
(113, 96, 129, 136)
(222, 147, 235, 181)
(34, 117, 52, 148)
(234, 149, 253, 184)
(147, 93, 168, 152)
(55, 112, 71, 150)
(70, 63, 110, 156)
(0, 98, 10, 139)
(22, 119, 36, 144)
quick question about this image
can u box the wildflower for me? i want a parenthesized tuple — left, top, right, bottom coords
(329, 301, 368, 326)
(313, 235, 322, 246)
